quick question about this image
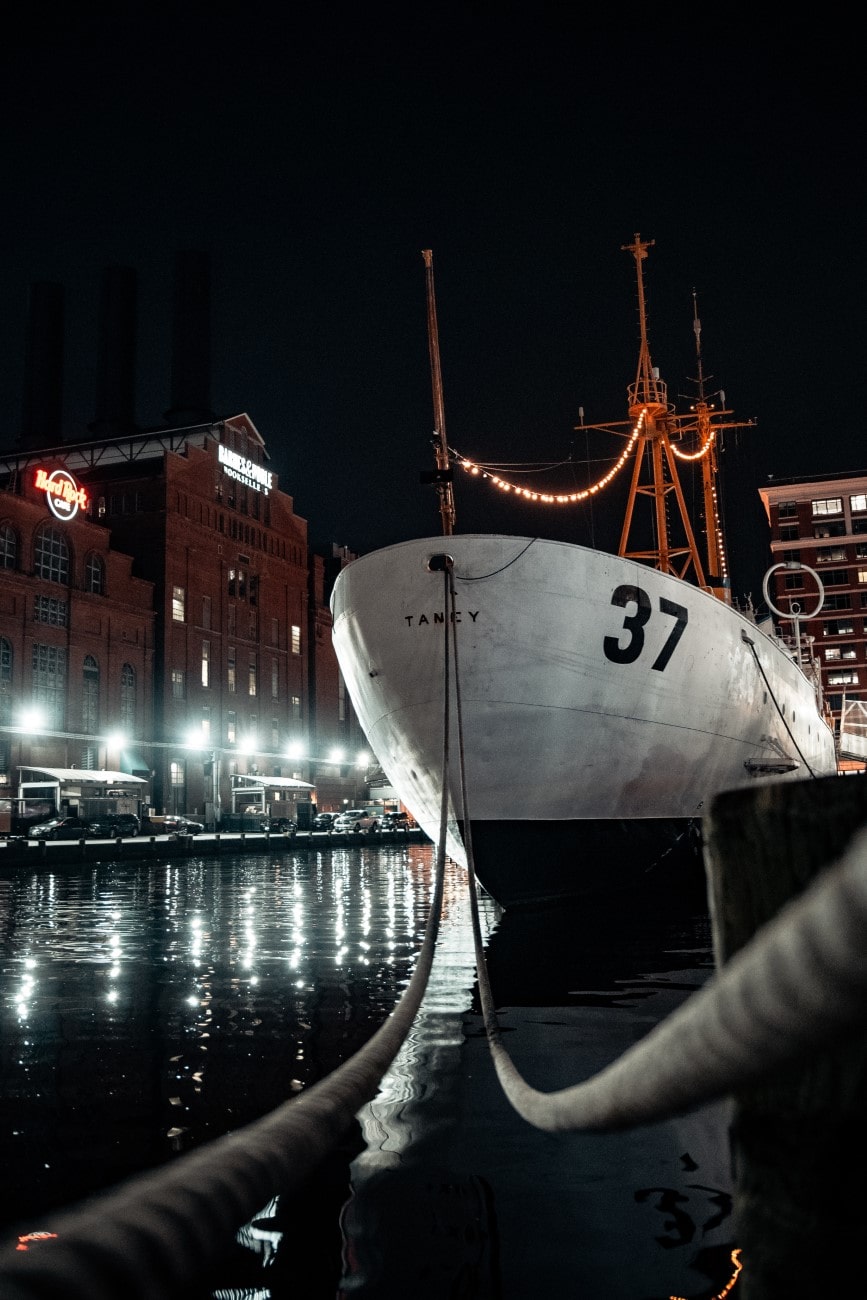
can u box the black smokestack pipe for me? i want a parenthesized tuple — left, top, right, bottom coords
(89, 265, 138, 436)
(20, 281, 64, 448)
(163, 250, 215, 426)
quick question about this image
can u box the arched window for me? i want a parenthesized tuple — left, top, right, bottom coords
(82, 654, 99, 733)
(170, 760, 186, 813)
(0, 523, 17, 570)
(85, 553, 105, 594)
(0, 637, 11, 724)
(34, 523, 70, 584)
(120, 663, 136, 731)
(32, 644, 66, 726)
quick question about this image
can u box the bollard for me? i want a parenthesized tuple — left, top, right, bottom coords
(703, 773, 867, 1299)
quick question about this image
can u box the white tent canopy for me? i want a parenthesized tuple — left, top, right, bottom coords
(18, 767, 148, 786)
(232, 774, 315, 790)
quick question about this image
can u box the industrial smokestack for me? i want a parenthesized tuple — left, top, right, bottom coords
(20, 282, 64, 448)
(89, 265, 139, 436)
(163, 250, 215, 426)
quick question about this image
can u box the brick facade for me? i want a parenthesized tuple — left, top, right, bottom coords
(0, 416, 368, 824)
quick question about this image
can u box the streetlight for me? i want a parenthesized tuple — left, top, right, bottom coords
(17, 706, 46, 734)
(183, 728, 219, 829)
(104, 731, 127, 772)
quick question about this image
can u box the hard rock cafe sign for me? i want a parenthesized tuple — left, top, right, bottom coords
(34, 467, 89, 521)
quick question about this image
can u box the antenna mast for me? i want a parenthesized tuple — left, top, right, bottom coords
(618, 234, 708, 588)
(422, 249, 456, 536)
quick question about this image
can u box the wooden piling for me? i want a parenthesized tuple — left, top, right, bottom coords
(702, 774, 867, 1298)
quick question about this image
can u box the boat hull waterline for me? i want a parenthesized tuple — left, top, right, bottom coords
(331, 534, 838, 908)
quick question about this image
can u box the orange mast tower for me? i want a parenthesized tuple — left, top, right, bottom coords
(612, 233, 752, 603)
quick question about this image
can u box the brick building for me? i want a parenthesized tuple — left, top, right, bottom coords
(0, 256, 370, 825)
(0, 457, 154, 790)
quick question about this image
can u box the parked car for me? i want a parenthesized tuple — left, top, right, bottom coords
(171, 815, 204, 835)
(260, 816, 296, 833)
(312, 811, 337, 831)
(27, 815, 92, 840)
(88, 813, 141, 838)
(333, 809, 381, 833)
(143, 814, 204, 835)
(382, 811, 411, 832)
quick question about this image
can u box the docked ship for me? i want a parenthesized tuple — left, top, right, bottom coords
(331, 237, 838, 909)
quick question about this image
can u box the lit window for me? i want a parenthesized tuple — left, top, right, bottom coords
(0, 523, 18, 569)
(248, 656, 257, 697)
(32, 643, 66, 726)
(34, 595, 68, 625)
(171, 669, 185, 699)
(85, 554, 104, 594)
(34, 524, 69, 584)
(227, 711, 236, 743)
(291, 625, 301, 655)
(812, 498, 843, 516)
(825, 647, 842, 661)
(850, 494, 867, 513)
(0, 638, 12, 725)
(82, 655, 99, 733)
(201, 641, 210, 688)
(828, 670, 859, 685)
(120, 664, 136, 730)
(172, 586, 185, 621)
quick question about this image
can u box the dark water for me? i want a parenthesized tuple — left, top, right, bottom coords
(0, 844, 737, 1298)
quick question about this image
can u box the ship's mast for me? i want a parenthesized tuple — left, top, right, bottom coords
(618, 234, 709, 588)
(690, 288, 731, 603)
(422, 249, 456, 536)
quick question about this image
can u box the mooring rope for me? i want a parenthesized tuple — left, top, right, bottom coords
(443, 561, 867, 1133)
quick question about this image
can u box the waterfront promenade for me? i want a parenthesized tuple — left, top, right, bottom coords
(0, 824, 429, 865)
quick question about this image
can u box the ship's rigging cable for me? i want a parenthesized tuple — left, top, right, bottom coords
(443, 567, 867, 1135)
(741, 633, 820, 779)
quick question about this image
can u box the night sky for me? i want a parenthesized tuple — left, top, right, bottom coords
(2, 9, 863, 603)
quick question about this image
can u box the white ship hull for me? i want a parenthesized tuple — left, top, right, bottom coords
(331, 534, 838, 908)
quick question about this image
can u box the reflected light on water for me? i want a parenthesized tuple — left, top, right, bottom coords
(0, 843, 445, 1240)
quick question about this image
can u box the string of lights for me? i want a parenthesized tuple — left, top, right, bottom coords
(670, 427, 716, 463)
(450, 410, 648, 506)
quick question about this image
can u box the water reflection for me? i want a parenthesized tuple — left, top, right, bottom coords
(0, 845, 444, 1238)
(0, 846, 735, 1299)
(339, 874, 736, 1300)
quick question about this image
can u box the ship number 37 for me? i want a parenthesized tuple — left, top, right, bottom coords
(603, 585, 688, 672)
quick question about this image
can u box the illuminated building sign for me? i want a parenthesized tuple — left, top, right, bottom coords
(218, 445, 273, 494)
(34, 468, 89, 521)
